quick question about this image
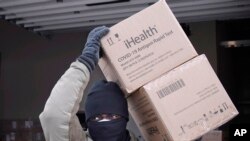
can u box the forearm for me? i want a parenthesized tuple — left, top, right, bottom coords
(39, 61, 90, 141)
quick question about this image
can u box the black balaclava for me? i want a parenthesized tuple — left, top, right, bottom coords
(85, 80, 130, 141)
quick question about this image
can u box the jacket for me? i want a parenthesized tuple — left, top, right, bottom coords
(39, 61, 138, 141)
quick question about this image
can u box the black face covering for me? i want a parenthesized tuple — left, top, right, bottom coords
(85, 80, 130, 141)
(87, 118, 130, 141)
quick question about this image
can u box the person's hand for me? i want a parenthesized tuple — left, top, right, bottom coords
(77, 26, 109, 73)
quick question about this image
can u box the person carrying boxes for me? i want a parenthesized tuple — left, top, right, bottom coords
(39, 26, 137, 141)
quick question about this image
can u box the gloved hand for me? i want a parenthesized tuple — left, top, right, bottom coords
(77, 26, 109, 73)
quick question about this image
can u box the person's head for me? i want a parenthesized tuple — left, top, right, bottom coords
(85, 80, 130, 141)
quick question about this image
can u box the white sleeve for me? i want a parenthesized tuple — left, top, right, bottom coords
(39, 61, 90, 141)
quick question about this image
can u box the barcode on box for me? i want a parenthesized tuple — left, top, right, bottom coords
(156, 79, 185, 99)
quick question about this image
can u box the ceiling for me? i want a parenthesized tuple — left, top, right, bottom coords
(1, 0, 250, 34)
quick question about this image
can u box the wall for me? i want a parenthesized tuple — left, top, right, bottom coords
(189, 21, 217, 72)
(0, 19, 92, 119)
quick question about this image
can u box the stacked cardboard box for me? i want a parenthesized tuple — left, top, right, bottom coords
(127, 54, 238, 141)
(98, 0, 238, 140)
(201, 130, 223, 141)
(99, 0, 197, 94)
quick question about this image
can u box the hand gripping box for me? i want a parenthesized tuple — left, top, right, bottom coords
(127, 54, 238, 141)
(99, 0, 197, 93)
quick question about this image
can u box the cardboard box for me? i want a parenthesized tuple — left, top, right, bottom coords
(201, 130, 222, 141)
(99, 55, 119, 83)
(99, 0, 197, 93)
(127, 54, 238, 141)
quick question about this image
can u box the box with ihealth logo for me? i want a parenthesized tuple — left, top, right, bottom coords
(127, 54, 238, 141)
(99, 0, 197, 93)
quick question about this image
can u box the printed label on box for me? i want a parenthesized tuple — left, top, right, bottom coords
(100, 0, 197, 93)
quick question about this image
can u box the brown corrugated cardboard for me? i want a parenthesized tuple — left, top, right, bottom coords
(99, 0, 197, 93)
(127, 54, 238, 141)
(99, 55, 119, 83)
